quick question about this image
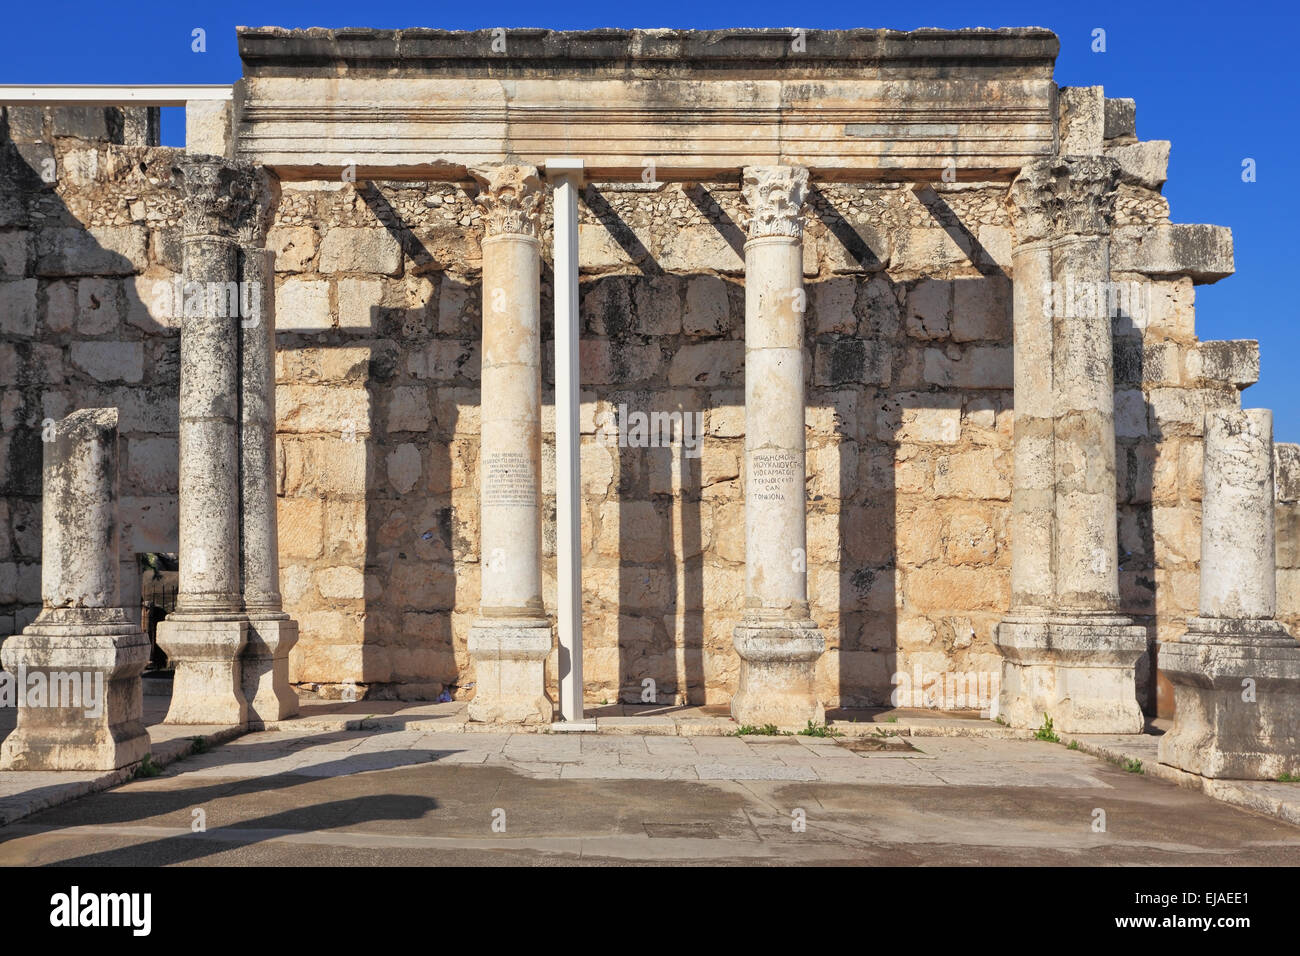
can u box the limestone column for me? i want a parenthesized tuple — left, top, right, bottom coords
(1159, 409, 1300, 778)
(237, 171, 299, 727)
(0, 409, 150, 770)
(994, 155, 1147, 733)
(465, 164, 553, 724)
(156, 155, 252, 726)
(731, 165, 826, 727)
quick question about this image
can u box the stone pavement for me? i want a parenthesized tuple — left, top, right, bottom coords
(5, 694, 1300, 834)
(2, 723, 1299, 866)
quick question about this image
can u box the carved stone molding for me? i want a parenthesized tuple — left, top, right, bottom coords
(470, 163, 543, 239)
(1006, 155, 1120, 244)
(178, 155, 277, 244)
(741, 165, 810, 240)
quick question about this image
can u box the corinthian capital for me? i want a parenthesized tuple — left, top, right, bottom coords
(178, 155, 268, 242)
(1006, 156, 1120, 244)
(470, 164, 543, 239)
(741, 165, 810, 240)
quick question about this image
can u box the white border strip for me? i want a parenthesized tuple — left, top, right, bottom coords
(0, 85, 232, 106)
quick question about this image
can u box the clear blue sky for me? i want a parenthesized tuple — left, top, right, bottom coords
(4, 1, 1296, 440)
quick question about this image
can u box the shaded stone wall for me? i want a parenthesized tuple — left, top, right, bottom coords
(0, 108, 1273, 713)
(0, 131, 182, 642)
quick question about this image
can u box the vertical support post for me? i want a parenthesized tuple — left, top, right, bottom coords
(547, 158, 586, 724)
(993, 155, 1148, 734)
(730, 165, 826, 728)
(465, 164, 554, 725)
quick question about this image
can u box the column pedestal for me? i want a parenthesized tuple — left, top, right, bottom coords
(1, 615, 150, 771)
(1159, 621, 1300, 779)
(466, 621, 553, 725)
(995, 613, 1146, 731)
(155, 617, 248, 726)
(731, 624, 825, 727)
(242, 616, 298, 730)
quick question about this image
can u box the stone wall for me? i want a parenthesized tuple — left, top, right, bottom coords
(0, 91, 1279, 713)
(0, 124, 179, 642)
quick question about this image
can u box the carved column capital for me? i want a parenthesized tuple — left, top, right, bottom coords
(470, 163, 543, 239)
(178, 156, 278, 245)
(741, 165, 810, 241)
(1006, 155, 1120, 244)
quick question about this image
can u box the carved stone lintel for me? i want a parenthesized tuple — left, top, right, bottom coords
(470, 163, 543, 239)
(178, 155, 278, 245)
(1006, 155, 1119, 244)
(741, 165, 809, 240)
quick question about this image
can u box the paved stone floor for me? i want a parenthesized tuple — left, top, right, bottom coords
(2, 726, 1299, 865)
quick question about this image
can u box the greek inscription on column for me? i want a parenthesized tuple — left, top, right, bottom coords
(750, 449, 801, 504)
(483, 451, 536, 508)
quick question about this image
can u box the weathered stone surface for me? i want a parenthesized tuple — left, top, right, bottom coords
(318, 227, 403, 275)
(1109, 140, 1170, 189)
(35, 226, 147, 277)
(1112, 224, 1234, 283)
(0, 408, 150, 771)
(1104, 97, 1137, 142)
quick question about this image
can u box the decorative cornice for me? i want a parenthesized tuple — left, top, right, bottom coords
(178, 155, 277, 244)
(470, 163, 543, 238)
(741, 165, 809, 240)
(1006, 155, 1120, 244)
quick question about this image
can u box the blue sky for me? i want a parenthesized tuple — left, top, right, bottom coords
(3, 1, 1296, 439)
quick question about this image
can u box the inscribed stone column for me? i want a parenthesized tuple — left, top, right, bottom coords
(465, 164, 554, 724)
(1159, 409, 1300, 779)
(994, 155, 1148, 733)
(156, 155, 252, 726)
(0, 409, 150, 771)
(238, 170, 300, 727)
(731, 165, 826, 728)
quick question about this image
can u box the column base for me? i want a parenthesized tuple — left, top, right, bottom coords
(466, 621, 554, 725)
(994, 613, 1147, 733)
(156, 616, 248, 726)
(242, 615, 300, 729)
(0, 613, 150, 771)
(730, 621, 826, 729)
(1158, 619, 1300, 780)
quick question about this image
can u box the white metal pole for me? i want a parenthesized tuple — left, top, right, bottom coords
(547, 159, 585, 723)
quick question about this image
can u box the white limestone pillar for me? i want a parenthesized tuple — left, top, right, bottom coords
(238, 183, 300, 726)
(0, 408, 151, 770)
(731, 165, 826, 728)
(156, 155, 251, 726)
(994, 155, 1147, 734)
(546, 158, 586, 725)
(465, 164, 554, 725)
(1159, 409, 1300, 779)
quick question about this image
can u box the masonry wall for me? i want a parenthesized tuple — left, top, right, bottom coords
(0, 96, 1281, 714)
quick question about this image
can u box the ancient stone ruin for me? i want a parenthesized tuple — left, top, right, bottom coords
(0, 27, 1297, 777)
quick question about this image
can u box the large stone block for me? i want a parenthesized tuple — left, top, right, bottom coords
(36, 226, 147, 277)
(1158, 623, 1300, 779)
(318, 226, 403, 276)
(1112, 224, 1234, 283)
(994, 616, 1147, 733)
